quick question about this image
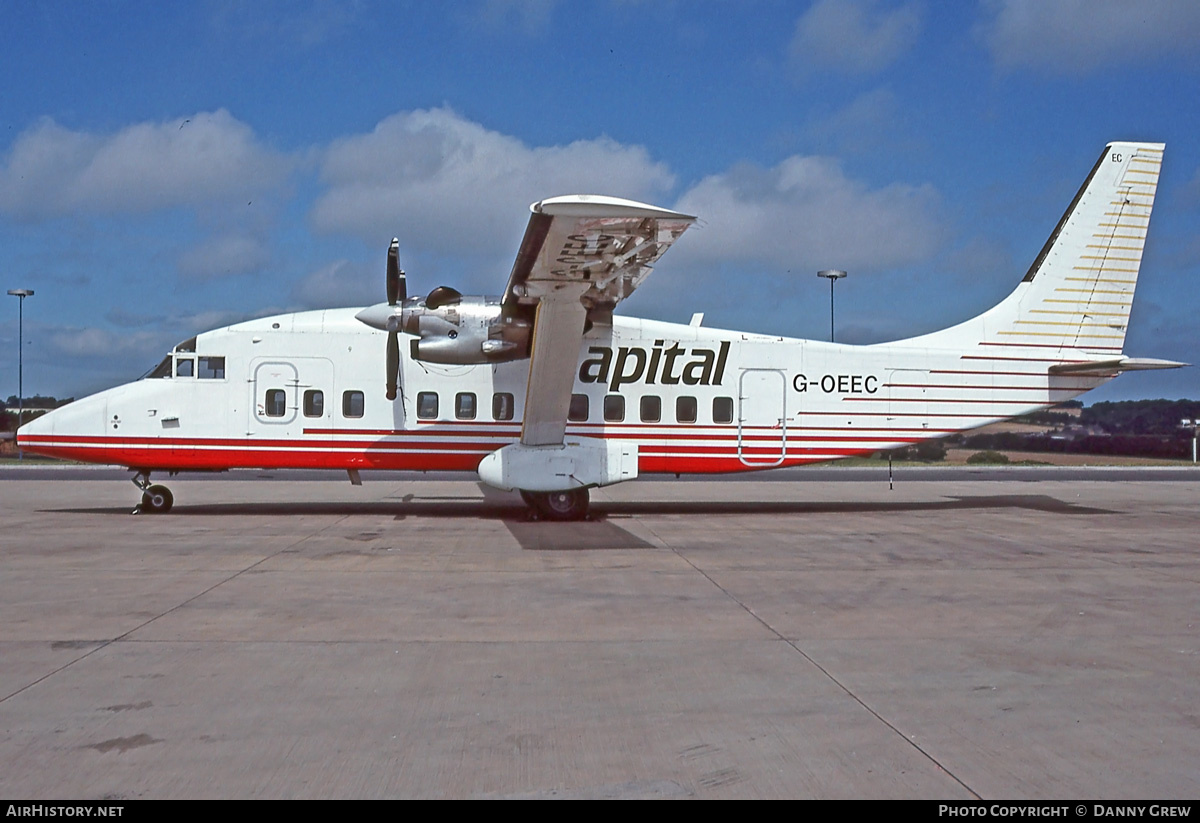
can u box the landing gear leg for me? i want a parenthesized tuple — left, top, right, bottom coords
(520, 488, 590, 521)
(131, 471, 174, 515)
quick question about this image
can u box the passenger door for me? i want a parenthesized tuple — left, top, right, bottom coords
(248, 358, 334, 444)
(737, 368, 787, 466)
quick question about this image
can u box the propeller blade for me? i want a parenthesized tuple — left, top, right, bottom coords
(425, 285, 462, 310)
(386, 330, 400, 401)
(386, 238, 406, 305)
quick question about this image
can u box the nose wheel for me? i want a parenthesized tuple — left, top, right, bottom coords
(131, 472, 174, 514)
(519, 488, 590, 521)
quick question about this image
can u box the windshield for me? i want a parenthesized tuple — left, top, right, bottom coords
(145, 355, 172, 379)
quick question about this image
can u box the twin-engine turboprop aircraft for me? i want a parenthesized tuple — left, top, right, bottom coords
(17, 142, 1184, 519)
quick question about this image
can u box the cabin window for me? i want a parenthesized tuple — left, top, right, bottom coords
(304, 390, 324, 417)
(455, 392, 477, 420)
(417, 391, 439, 420)
(568, 393, 589, 422)
(713, 396, 734, 424)
(342, 390, 365, 418)
(265, 389, 287, 417)
(175, 357, 195, 378)
(640, 395, 661, 423)
(676, 396, 697, 424)
(198, 356, 225, 379)
(492, 392, 515, 421)
(603, 395, 625, 422)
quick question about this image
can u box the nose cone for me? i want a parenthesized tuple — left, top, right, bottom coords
(15, 407, 52, 445)
(355, 302, 399, 331)
(15, 400, 70, 456)
(17, 396, 102, 450)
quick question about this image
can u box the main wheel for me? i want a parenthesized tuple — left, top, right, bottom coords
(140, 484, 174, 514)
(524, 488, 589, 521)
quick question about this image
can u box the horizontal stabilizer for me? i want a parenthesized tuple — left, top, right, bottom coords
(1049, 357, 1187, 375)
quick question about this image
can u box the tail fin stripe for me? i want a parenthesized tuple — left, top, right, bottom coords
(1014, 321, 1125, 327)
(904, 141, 1162, 359)
(1030, 310, 1126, 316)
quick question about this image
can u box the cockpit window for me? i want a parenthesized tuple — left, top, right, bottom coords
(174, 337, 197, 352)
(148, 355, 172, 379)
(175, 357, 195, 378)
(198, 357, 225, 379)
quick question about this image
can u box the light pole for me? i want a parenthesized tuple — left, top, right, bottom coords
(7, 289, 33, 459)
(816, 270, 846, 342)
(1182, 419, 1198, 464)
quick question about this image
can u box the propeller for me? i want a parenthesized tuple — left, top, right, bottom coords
(360, 238, 469, 399)
(386, 237, 406, 305)
(385, 238, 404, 401)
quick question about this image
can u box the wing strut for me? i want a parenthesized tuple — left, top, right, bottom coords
(520, 281, 590, 446)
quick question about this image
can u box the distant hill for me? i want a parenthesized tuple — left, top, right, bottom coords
(1, 396, 74, 432)
(1081, 399, 1200, 436)
(956, 399, 1199, 460)
(4, 395, 73, 409)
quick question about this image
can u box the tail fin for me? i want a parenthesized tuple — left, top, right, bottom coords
(914, 142, 1163, 356)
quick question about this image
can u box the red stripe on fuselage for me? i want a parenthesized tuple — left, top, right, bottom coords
(19, 431, 904, 474)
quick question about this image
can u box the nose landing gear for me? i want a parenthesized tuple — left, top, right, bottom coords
(131, 471, 174, 514)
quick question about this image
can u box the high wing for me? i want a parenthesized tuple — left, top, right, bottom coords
(502, 195, 696, 446)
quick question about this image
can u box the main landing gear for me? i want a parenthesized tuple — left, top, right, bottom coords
(131, 471, 173, 515)
(520, 488, 590, 521)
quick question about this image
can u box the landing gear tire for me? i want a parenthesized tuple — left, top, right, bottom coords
(139, 484, 174, 514)
(521, 488, 590, 522)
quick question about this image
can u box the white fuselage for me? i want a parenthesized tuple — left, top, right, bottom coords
(18, 307, 1108, 474)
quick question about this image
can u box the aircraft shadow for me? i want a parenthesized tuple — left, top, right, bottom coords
(49, 494, 1114, 519)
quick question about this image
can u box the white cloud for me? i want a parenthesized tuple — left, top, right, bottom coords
(291, 259, 379, 309)
(1183, 163, 1200, 206)
(672, 154, 943, 274)
(104, 308, 158, 329)
(177, 233, 272, 280)
(208, 0, 363, 47)
(790, 0, 923, 75)
(0, 110, 291, 220)
(807, 87, 903, 152)
(980, 0, 1200, 73)
(472, 0, 557, 35)
(940, 235, 1016, 283)
(310, 107, 676, 254)
(45, 326, 169, 360)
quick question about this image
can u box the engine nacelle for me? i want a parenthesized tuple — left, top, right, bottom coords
(400, 296, 531, 365)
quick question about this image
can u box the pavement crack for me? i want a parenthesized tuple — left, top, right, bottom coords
(0, 514, 353, 706)
(643, 521, 982, 800)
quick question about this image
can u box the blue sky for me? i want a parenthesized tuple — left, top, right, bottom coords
(2, 0, 1199, 402)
